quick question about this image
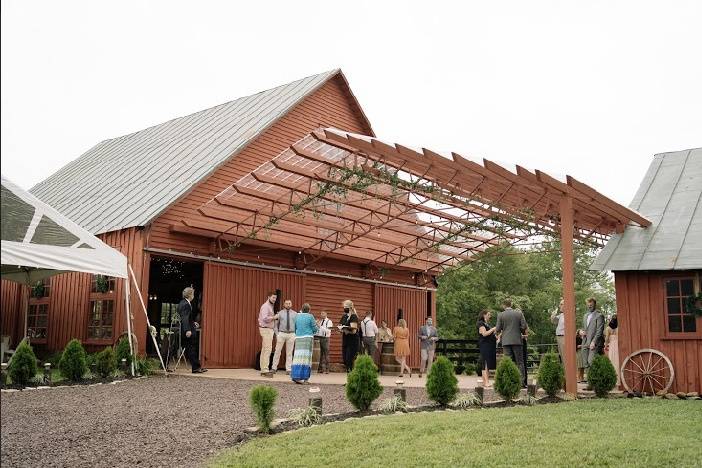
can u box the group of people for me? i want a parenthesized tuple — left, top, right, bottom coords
(257, 292, 441, 383)
(476, 296, 617, 389)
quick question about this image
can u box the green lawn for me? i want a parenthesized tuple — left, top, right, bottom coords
(210, 399, 702, 467)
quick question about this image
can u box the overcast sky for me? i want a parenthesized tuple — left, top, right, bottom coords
(2, 0, 700, 206)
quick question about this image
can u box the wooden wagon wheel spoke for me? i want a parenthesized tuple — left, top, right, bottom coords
(651, 355, 663, 372)
(623, 367, 645, 375)
(630, 358, 646, 374)
(646, 351, 653, 373)
(648, 373, 665, 388)
(620, 349, 675, 395)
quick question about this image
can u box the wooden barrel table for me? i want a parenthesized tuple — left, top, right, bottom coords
(380, 342, 401, 376)
(312, 337, 321, 372)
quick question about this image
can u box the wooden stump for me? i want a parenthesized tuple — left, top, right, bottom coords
(394, 388, 407, 402)
(312, 338, 321, 372)
(380, 342, 400, 376)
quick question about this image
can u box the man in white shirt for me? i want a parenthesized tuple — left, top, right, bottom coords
(316, 311, 333, 373)
(550, 299, 565, 363)
(361, 311, 378, 361)
(272, 299, 297, 375)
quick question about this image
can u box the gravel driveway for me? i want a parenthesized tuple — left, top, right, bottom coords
(1, 375, 432, 467)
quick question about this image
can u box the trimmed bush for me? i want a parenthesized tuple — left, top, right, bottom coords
(495, 356, 521, 401)
(346, 354, 383, 411)
(136, 356, 157, 376)
(426, 356, 459, 406)
(59, 339, 88, 381)
(8, 340, 38, 386)
(249, 385, 278, 433)
(95, 347, 117, 378)
(464, 363, 477, 376)
(537, 352, 565, 397)
(588, 354, 617, 397)
(114, 337, 132, 368)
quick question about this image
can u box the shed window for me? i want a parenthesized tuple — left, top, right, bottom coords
(664, 278, 696, 333)
(27, 303, 49, 340)
(87, 300, 114, 340)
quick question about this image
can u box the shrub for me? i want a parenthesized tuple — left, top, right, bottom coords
(136, 356, 158, 376)
(114, 337, 133, 368)
(450, 392, 481, 409)
(59, 339, 88, 381)
(426, 356, 458, 406)
(464, 363, 477, 376)
(287, 407, 322, 427)
(588, 354, 617, 397)
(249, 385, 278, 433)
(95, 347, 117, 378)
(537, 352, 565, 397)
(495, 356, 521, 401)
(378, 395, 409, 414)
(8, 340, 38, 386)
(346, 354, 383, 412)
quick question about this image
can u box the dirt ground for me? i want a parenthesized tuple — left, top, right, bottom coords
(1, 375, 434, 467)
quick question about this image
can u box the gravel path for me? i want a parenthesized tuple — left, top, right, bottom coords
(1, 376, 432, 467)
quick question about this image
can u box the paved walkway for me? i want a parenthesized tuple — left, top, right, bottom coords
(175, 367, 483, 389)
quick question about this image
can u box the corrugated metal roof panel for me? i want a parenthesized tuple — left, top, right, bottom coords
(592, 148, 702, 271)
(29, 70, 343, 234)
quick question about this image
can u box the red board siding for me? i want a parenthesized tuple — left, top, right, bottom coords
(304, 275, 373, 364)
(201, 262, 305, 368)
(374, 285, 432, 368)
(614, 270, 702, 393)
(0, 280, 24, 347)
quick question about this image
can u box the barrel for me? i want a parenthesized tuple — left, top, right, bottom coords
(380, 342, 401, 376)
(312, 337, 321, 372)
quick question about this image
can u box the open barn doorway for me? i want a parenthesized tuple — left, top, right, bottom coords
(146, 256, 204, 362)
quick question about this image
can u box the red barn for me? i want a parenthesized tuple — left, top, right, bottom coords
(592, 148, 702, 394)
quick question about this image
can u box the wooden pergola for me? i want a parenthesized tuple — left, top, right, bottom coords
(173, 127, 651, 395)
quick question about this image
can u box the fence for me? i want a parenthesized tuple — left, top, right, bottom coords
(435, 339, 559, 374)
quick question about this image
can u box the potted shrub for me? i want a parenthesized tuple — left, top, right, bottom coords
(31, 281, 45, 298)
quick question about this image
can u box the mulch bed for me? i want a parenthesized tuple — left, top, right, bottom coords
(0, 375, 432, 468)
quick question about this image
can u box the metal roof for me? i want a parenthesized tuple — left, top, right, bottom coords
(592, 148, 702, 271)
(29, 69, 357, 234)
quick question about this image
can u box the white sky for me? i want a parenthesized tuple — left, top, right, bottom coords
(2, 0, 700, 206)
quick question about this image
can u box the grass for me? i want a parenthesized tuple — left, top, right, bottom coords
(209, 399, 702, 467)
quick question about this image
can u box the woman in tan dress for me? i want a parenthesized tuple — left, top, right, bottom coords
(393, 318, 412, 377)
(605, 315, 619, 386)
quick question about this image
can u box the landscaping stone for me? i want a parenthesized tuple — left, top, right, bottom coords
(685, 392, 699, 398)
(676, 392, 687, 399)
(664, 393, 678, 400)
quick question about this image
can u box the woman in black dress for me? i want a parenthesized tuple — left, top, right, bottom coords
(340, 299, 360, 372)
(477, 309, 497, 387)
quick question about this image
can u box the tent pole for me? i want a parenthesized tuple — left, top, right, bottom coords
(128, 264, 167, 374)
(124, 277, 135, 376)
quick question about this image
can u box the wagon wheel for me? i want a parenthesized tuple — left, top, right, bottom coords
(620, 348, 674, 395)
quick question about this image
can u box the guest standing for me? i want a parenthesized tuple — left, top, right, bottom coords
(393, 319, 412, 377)
(291, 303, 318, 384)
(495, 298, 528, 388)
(477, 309, 497, 387)
(577, 329, 587, 382)
(605, 314, 619, 385)
(272, 299, 297, 375)
(417, 317, 439, 377)
(582, 297, 605, 368)
(257, 291, 279, 377)
(550, 299, 565, 363)
(316, 311, 333, 374)
(361, 311, 378, 358)
(339, 300, 360, 372)
(178, 287, 207, 374)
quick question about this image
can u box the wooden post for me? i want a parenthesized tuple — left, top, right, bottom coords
(560, 195, 578, 397)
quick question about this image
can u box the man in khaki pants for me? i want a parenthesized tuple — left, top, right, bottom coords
(272, 299, 297, 374)
(258, 291, 278, 377)
(551, 299, 565, 363)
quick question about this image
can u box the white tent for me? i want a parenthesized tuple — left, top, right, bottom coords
(0, 175, 152, 374)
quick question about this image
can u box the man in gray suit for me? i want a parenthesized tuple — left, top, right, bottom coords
(495, 298, 528, 388)
(583, 297, 605, 367)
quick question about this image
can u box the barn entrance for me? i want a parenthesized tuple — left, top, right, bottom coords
(146, 255, 204, 359)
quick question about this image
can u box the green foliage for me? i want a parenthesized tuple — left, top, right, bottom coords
(345, 354, 383, 411)
(95, 347, 117, 378)
(59, 339, 88, 381)
(436, 242, 615, 343)
(249, 385, 278, 433)
(495, 356, 522, 401)
(136, 356, 158, 376)
(8, 340, 38, 386)
(287, 407, 322, 427)
(451, 392, 482, 409)
(588, 354, 618, 397)
(426, 356, 459, 406)
(537, 352, 565, 397)
(464, 363, 477, 375)
(114, 337, 132, 367)
(378, 396, 409, 414)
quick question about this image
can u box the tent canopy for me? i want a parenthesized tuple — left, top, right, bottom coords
(1, 174, 127, 284)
